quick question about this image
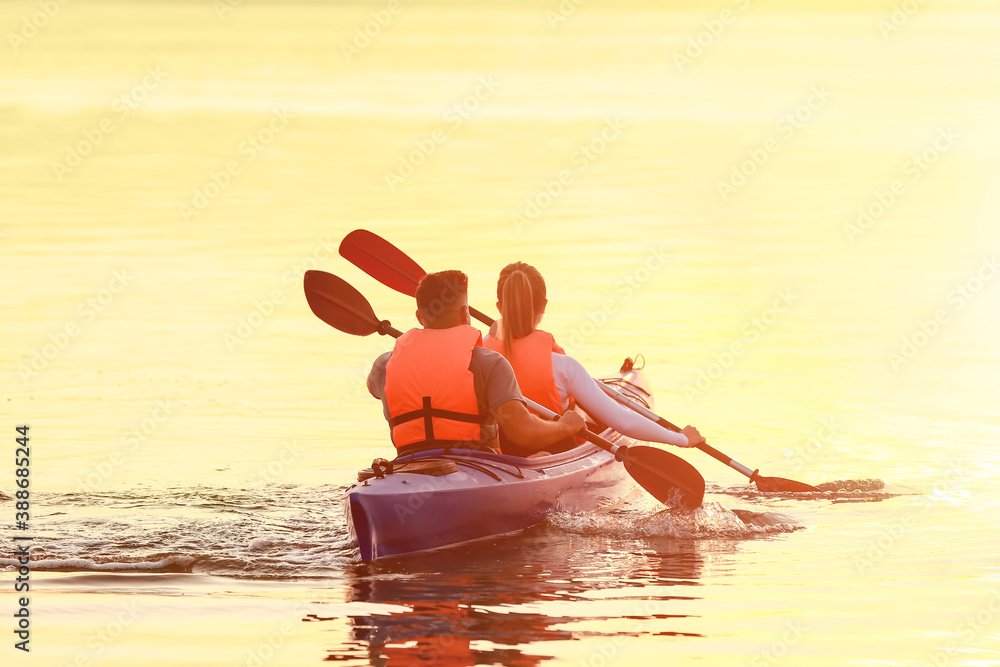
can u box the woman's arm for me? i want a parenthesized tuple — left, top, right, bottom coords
(552, 354, 697, 447)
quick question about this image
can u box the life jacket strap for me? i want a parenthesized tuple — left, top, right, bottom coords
(388, 396, 490, 432)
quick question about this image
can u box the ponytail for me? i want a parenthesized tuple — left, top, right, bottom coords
(496, 262, 547, 360)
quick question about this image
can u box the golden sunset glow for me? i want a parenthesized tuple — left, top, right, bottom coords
(3, 1, 1000, 665)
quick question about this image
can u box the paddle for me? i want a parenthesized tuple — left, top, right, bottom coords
(303, 269, 705, 509)
(597, 382, 820, 492)
(339, 229, 819, 493)
(339, 229, 494, 326)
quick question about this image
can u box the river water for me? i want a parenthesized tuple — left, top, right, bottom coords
(2, 2, 1000, 665)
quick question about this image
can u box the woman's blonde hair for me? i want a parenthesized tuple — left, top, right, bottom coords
(497, 262, 546, 359)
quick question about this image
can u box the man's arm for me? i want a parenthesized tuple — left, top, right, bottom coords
(475, 347, 586, 451)
(493, 400, 585, 450)
(367, 352, 391, 399)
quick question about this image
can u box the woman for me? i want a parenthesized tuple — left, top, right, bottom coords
(483, 261, 705, 456)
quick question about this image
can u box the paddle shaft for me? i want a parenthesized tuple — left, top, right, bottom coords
(598, 382, 757, 479)
(469, 306, 493, 326)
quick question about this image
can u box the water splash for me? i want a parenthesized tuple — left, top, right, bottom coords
(816, 478, 887, 492)
(547, 502, 802, 540)
(712, 478, 896, 504)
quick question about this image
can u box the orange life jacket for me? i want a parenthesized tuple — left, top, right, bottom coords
(383, 325, 489, 450)
(483, 329, 566, 415)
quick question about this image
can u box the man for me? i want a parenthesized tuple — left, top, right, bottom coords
(367, 270, 585, 454)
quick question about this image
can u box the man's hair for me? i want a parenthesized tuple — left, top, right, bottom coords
(416, 270, 468, 319)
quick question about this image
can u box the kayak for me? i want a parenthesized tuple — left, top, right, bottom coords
(343, 367, 652, 561)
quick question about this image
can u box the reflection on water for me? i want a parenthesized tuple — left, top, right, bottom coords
(319, 528, 710, 664)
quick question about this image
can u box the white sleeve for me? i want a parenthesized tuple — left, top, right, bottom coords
(551, 354, 690, 447)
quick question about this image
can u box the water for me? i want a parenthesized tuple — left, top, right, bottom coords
(3, 1, 1000, 665)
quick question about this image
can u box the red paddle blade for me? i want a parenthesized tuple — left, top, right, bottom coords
(622, 446, 705, 509)
(303, 270, 380, 336)
(339, 229, 426, 298)
(752, 475, 820, 493)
